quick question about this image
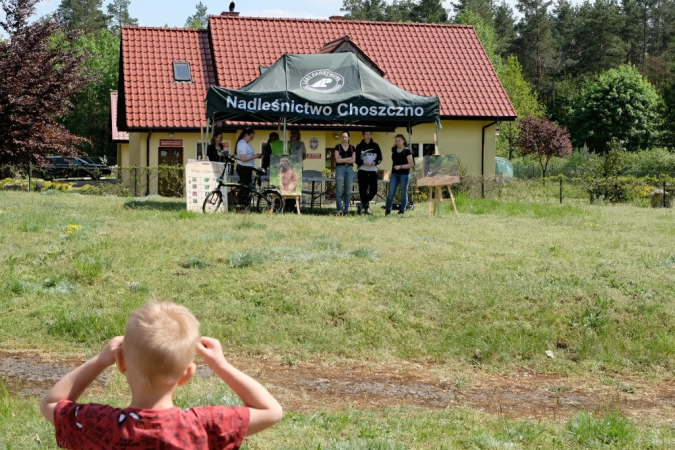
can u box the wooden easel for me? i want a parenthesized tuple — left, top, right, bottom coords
(428, 184, 459, 218)
(280, 192, 301, 215)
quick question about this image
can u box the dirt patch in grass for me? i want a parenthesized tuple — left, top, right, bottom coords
(3, 351, 675, 422)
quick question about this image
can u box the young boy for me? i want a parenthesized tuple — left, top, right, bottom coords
(40, 301, 283, 449)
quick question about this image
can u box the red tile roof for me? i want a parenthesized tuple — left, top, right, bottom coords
(119, 17, 515, 130)
(209, 16, 516, 120)
(119, 27, 216, 130)
(110, 92, 129, 141)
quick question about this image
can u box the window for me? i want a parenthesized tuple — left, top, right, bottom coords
(173, 62, 192, 82)
(260, 66, 269, 75)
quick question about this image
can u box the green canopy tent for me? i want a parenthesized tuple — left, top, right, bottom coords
(204, 53, 441, 210)
(205, 53, 440, 128)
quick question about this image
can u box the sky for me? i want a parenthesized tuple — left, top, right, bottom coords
(27, 0, 382, 27)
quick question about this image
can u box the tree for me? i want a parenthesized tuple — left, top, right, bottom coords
(513, 0, 556, 93)
(493, 1, 517, 57)
(497, 56, 546, 159)
(107, 0, 138, 36)
(662, 82, 675, 150)
(574, 0, 626, 75)
(517, 116, 572, 178)
(455, 10, 502, 71)
(57, 0, 109, 34)
(0, 0, 94, 170)
(451, 0, 494, 23)
(550, 0, 578, 77)
(410, 0, 448, 22)
(61, 30, 120, 160)
(569, 64, 662, 153)
(185, 1, 209, 29)
(341, 0, 389, 20)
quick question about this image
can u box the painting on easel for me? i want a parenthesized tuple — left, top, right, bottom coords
(414, 155, 460, 217)
(414, 155, 460, 187)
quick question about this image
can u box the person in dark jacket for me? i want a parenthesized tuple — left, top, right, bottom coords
(354, 131, 382, 215)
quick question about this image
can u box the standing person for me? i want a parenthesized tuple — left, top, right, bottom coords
(206, 132, 226, 162)
(355, 131, 382, 215)
(235, 128, 262, 208)
(40, 301, 282, 449)
(288, 128, 306, 160)
(261, 132, 281, 173)
(334, 131, 356, 215)
(385, 134, 414, 216)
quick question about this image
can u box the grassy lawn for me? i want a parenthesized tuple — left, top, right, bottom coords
(2, 190, 675, 449)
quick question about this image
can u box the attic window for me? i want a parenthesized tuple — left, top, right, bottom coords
(173, 62, 192, 82)
(260, 66, 269, 75)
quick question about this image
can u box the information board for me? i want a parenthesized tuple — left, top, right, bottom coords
(185, 160, 227, 212)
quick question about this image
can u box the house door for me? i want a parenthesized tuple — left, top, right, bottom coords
(158, 147, 184, 197)
(325, 147, 336, 172)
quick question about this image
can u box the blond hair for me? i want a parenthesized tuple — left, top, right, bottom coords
(123, 301, 200, 384)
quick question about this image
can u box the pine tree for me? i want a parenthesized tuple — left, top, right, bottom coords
(493, 1, 516, 57)
(108, 0, 138, 36)
(451, 0, 495, 23)
(57, 0, 109, 34)
(341, 0, 389, 20)
(185, 2, 209, 29)
(513, 0, 556, 93)
(574, 0, 626, 75)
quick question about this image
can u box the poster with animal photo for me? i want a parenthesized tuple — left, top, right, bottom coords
(270, 155, 302, 195)
(414, 155, 460, 187)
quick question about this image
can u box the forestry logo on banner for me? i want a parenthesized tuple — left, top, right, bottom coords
(300, 69, 345, 94)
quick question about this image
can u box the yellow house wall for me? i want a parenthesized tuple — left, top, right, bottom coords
(125, 121, 498, 195)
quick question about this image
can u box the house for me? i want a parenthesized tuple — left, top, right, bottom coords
(110, 92, 129, 167)
(116, 12, 516, 195)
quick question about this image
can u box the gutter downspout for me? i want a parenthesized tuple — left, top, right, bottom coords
(146, 129, 152, 196)
(481, 121, 497, 198)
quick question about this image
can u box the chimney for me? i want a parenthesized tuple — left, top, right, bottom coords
(329, 15, 350, 21)
(221, 11, 240, 16)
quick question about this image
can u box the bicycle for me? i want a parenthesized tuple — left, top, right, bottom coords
(203, 155, 284, 214)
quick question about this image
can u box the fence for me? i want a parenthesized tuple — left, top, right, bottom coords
(2, 164, 674, 208)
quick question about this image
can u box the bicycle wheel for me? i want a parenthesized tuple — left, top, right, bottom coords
(257, 190, 284, 213)
(203, 190, 223, 213)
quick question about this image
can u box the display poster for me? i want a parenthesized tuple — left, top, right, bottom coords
(269, 154, 302, 195)
(414, 155, 460, 187)
(185, 160, 227, 212)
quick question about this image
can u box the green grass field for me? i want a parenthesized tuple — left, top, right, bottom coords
(2, 190, 675, 449)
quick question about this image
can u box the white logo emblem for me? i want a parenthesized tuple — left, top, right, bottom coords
(300, 70, 345, 94)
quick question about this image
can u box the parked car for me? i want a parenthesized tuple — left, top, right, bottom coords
(37, 156, 112, 180)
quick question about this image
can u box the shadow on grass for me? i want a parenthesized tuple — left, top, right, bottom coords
(123, 199, 185, 211)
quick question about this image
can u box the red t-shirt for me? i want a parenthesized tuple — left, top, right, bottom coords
(54, 399, 250, 450)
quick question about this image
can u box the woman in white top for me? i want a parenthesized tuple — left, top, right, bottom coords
(235, 127, 261, 208)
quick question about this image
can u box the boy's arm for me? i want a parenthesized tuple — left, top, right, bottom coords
(40, 336, 123, 425)
(197, 337, 283, 436)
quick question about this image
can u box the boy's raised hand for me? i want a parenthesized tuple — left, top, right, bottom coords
(196, 336, 227, 368)
(99, 335, 124, 366)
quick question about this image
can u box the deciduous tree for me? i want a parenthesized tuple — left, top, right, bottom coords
(0, 0, 93, 170)
(517, 116, 572, 178)
(61, 30, 120, 160)
(569, 64, 662, 152)
(497, 56, 546, 159)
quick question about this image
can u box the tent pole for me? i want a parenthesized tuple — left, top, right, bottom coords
(408, 123, 414, 210)
(282, 117, 287, 155)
